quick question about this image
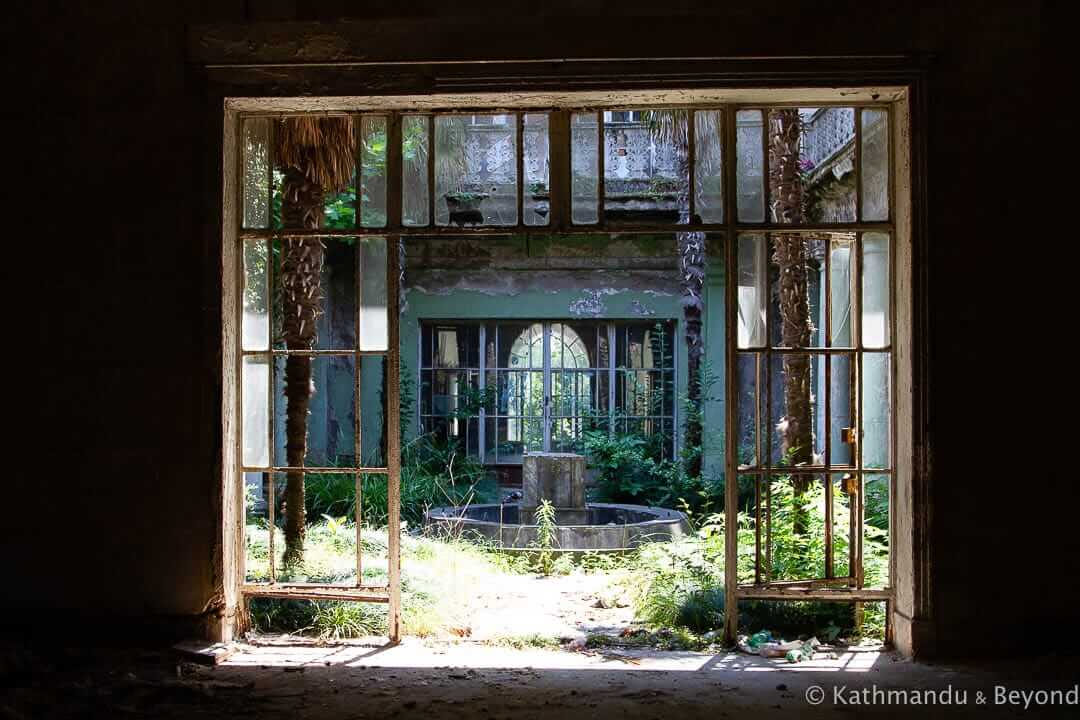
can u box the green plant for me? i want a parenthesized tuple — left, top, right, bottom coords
(533, 499, 557, 575)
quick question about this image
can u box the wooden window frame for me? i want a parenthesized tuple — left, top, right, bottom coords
(213, 75, 926, 654)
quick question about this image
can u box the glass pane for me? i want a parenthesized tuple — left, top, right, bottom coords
(550, 321, 599, 369)
(737, 474, 761, 584)
(571, 113, 599, 224)
(499, 322, 543, 369)
(431, 324, 480, 368)
(551, 370, 596, 417)
(243, 239, 269, 351)
(862, 353, 891, 469)
(523, 113, 550, 226)
(360, 355, 388, 467)
(829, 235, 856, 346)
(243, 471, 274, 583)
(863, 473, 890, 587)
(402, 115, 430, 226)
(274, 472, 358, 585)
(497, 417, 542, 463)
(768, 234, 827, 348)
(242, 356, 270, 467)
(862, 232, 890, 348)
(604, 109, 687, 224)
(694, 110, 723, 223)
(274, 354, 357, 467)
(830, 473, 854, 578)
(615, 322, 675, 369)
(781, 108, 856, 223)
(419, 369, 433, 415)
(829, 353, 856, 466)
(272, 238, 356, 351)
(242, 118, 270, 229)
(735, 110, 764, 222)
(435, 114, 517, 227)
(737, 234, 766, 348)
(860, 109, 889, 221)
(767, 473, 827, 581)
(360, 115, 387, 228)
(497, 371, 543, 416)
(358, 236, 388, 352)
(736, 353, 762, 469)
(769, 353, 824, 466)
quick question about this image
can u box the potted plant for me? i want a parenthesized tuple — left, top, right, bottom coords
(443, 187, 490, 226)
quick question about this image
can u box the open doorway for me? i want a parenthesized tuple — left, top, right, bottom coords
(222, 88, 911, 660)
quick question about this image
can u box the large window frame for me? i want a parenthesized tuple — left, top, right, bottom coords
(223, 86, 912, 647)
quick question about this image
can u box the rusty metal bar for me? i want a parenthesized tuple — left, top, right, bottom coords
(549, 110, 570, 232)
(241, 585, 390, 603)
(737, 587, 890, 601)
(737, 345, 888, 355)
(687, 109, 697, 223)
(722, 104, 740, 646)
(386, 234, 403, 642)
(824, 235, 834, 578)
(240, 348, 392, 357)
(387, 113, 403, 232)
(596, 111, 606, 226)
(427, 115, 436, 227)
(516, 112, 525, 227)
(855, 108, 863, 223)
(245, 466, 389, 474)
(233, 102, 893, 120)
(238, 220, 894, 239)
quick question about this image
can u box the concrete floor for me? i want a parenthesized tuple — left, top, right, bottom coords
(4, 639, 1078, 719)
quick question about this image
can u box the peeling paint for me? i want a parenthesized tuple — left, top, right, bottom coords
(568, 290, 607, 317)
(631, 300, 656, 316)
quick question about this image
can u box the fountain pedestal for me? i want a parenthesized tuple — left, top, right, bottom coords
(521, 452, 588, 524)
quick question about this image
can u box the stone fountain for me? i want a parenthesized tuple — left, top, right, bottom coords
(424, 452, 690, 551)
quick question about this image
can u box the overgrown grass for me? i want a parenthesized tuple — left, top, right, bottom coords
(247, 520, 520, 639)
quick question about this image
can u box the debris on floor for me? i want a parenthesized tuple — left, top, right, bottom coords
(737, 632, 822, 663)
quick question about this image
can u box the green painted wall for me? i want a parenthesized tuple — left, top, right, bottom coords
(399, 284, 689, 446)
(702, 251, 726, 481)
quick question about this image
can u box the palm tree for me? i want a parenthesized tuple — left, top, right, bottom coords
(275, 116, 357, 567)
(645, 110, 717, 478)
(768, 109, 814, 535)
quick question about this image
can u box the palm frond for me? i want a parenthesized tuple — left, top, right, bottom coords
(275, 116, 357, 193)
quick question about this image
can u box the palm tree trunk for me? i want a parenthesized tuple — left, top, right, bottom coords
(280, 168, 325, 567)
(679, 232, 705, 478)
(769, 109, 814, 535)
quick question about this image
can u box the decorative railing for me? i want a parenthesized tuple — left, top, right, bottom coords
(801, 107, 855, 170)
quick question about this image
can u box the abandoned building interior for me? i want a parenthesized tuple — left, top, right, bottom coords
(4, 3, 1067, 719)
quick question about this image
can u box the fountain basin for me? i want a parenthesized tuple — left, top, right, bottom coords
(423, 502, 691, 551)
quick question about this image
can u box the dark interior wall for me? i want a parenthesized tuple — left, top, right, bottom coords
(4, 2, 1055, 656)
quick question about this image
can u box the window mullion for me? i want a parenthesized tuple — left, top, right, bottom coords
(542, 322, 552, 452)
(478, 323, 486, 464)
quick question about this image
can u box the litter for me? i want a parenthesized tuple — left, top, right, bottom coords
(737, 632, 821, 663)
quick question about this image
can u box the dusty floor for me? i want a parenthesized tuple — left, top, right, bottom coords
(4, 638, 1078, 719)
(463, 572, 634, 640)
